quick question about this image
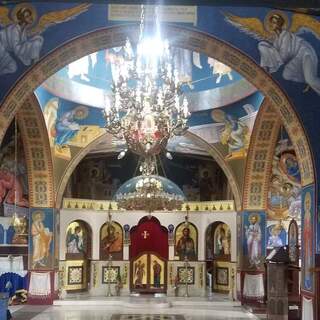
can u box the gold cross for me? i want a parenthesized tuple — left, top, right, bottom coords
(141, 231, 150, 239)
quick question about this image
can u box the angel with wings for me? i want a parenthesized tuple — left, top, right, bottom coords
(225, 11, 320, 95)
(0, 3, 90, 76)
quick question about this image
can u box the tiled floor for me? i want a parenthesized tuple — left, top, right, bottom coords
(10, 307, 260, 320)
(10, 296, 260, 320)
(11, 307, 259, 320)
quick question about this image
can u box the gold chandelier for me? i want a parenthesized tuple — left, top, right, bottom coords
(104, 5, 190, 158)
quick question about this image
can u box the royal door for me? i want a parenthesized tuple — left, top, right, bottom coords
(130, 216, 168, 293)
(131, 252, 167, 293)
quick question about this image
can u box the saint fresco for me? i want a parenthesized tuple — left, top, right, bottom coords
(206, 222, 231, 260)
(175, 223, 197, 261)
(30, 209, 53, 269)
(267, 136, 301, 220)
(243, 212, 265, 269)
(100, 222, 123, 260)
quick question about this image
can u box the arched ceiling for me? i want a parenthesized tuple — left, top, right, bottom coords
(0, 3, 314, 210)
(34, 45, 264, 206)
(35, 46, 263, 158)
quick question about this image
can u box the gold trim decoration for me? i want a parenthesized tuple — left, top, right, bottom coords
(199, 263, 204, 288)
(59, 264, 65, 289)
(243, 100, 281, 210)
(65, 260, 87, 291)
(93, 262, 98, 288)
(17, 94, 55, 208)
(62, 198, 235, 212)
(123, 263, 129, 288)
(0, 25, 313, 193)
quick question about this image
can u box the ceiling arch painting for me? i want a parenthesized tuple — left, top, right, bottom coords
(35, 45, 263, 160)
(0, 3, 315, 204)
(34, 43, 264, 203)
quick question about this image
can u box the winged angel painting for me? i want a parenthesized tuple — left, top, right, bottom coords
(0, 3, 90, 75)
(225, 11, 320, 95)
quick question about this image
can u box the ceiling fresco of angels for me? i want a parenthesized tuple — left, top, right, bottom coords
(36, 45, 264, 162)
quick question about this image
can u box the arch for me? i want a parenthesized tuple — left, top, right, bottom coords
(55, 130, 243, 211)
(100, 221, 123, 260)
(0, 24, 314, 205)
(55, 132, 109, 207)
(17, 94, 55, 208)
(65, 219, 92, 259)
(175, 221, 198, 261)
(186, 132, 242, 210)
(242, 99, 281, 210)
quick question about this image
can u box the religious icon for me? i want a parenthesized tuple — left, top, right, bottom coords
(150, 255, 164, 288)
(31, 210, 53, 269)
(214, 223, 231, 256)
(279, 153, 301, 183)
(66, 221, 89, 258)
(133, 255, 147, 288)
(303, 192, 313, 290)
(267, 223, 286, 248)
(216, 267, 229, 286)
(288, 219, 298, 263)
(175, 223, 197, 261)
(245, 213, 262, 268)
(100, 222, 123, 260)
(11, 215, 28, 245)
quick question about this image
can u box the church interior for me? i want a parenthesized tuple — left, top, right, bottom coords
(0, 1, 319, 319)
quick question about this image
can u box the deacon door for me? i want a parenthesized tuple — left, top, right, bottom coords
(131, 251, 167, 293)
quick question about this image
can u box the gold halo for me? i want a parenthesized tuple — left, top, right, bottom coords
(32, 210, 44, 221)
(248, 213, 260, 223)
(264, 10, 289, 33)
(11, 3, 37, 27)
(73, 106, 89, 120)
(211, 109, 226, 123)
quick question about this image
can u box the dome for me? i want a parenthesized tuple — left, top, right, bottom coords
(114, 175, 186, 212)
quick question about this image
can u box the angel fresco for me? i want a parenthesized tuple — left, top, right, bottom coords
(224, 11, 320, 95)
(0, 3, 90, 75)
(211, 109, 249, 160)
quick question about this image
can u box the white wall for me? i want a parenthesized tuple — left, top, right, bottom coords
(60, 209, 237, 262)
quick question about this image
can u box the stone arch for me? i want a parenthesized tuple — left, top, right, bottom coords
(55, 130, 243, 210)
(0, 24, 314, 207)
(186, 132, 242, 210)
(242, 99, 281, 210)
(55, 132, 111, 207)
(17, 94, 55, 208)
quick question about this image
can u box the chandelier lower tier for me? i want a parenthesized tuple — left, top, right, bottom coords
(114, 174, 186, 212)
